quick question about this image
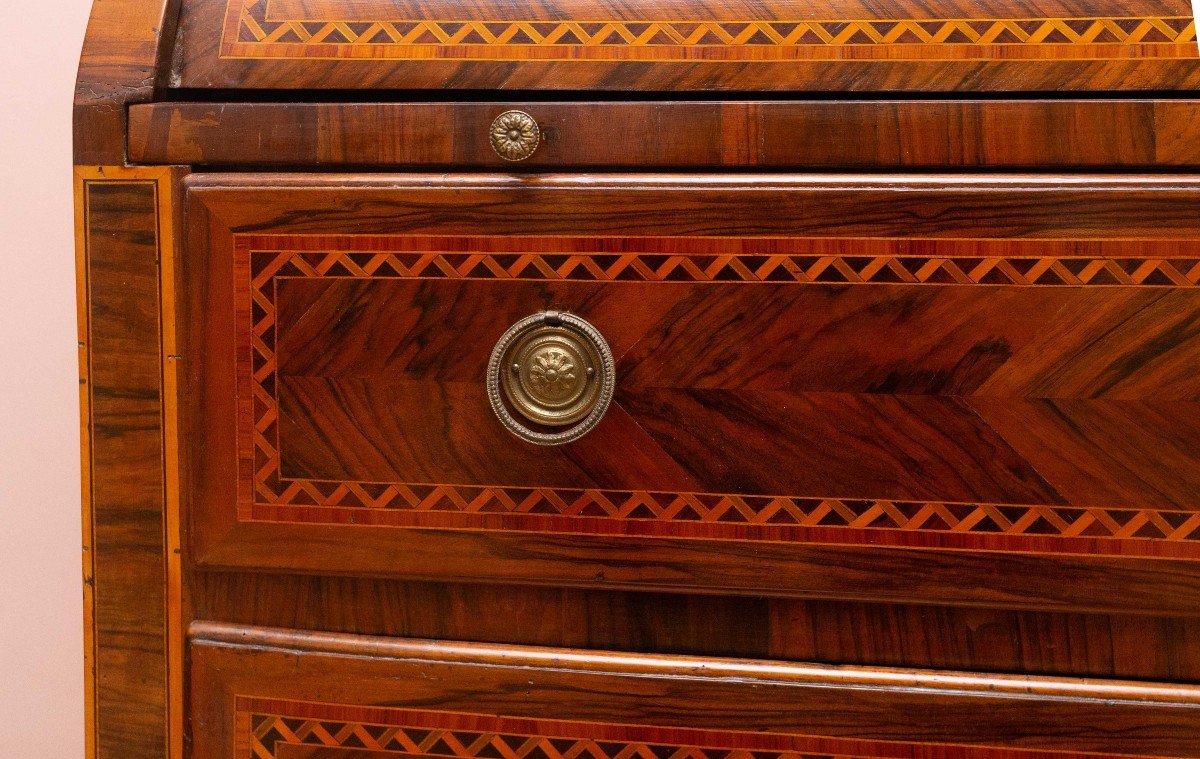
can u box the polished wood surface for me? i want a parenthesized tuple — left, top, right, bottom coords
(183, 173, 1200, 612)
(196, 571, 1200, 681)
(177, 0, 1200, 91)
(190, 623, 1200, 758)
(268, 279, 1200, 507)
(129, 100, 1200, 169)
(74, 0, 179, 164)
(75, 166, 185, 759)
(75, 1, 1200, 756)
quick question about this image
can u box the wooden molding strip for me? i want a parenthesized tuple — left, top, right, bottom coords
(191, 622, 1200, 757)
(130, 100, 1200, 169)
(190, 621, 1200, 706)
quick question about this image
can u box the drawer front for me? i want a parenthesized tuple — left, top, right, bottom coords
(129, 100, 1200, 170)
(190, 623, 1200, 758)
(185, 174, 1200, 611)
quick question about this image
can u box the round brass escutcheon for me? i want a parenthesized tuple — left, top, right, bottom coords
(489, 110, 541, 162)
(488, 312, 615, 446)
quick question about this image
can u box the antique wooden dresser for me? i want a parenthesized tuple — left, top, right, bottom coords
(75, 1, 1200, 758)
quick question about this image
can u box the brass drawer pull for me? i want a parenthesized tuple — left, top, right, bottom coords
(490, 110, 541, 161)
(487, 312, 615, 445)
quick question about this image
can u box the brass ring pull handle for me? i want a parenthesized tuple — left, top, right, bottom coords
(489, 110, 541, 161)
(487, 312, 615, 446)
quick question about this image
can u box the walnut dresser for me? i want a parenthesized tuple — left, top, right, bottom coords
(73, 1, 1200, 758)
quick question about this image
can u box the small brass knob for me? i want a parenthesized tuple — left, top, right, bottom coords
(489, 110, 541, 162)
(487, 312, 614, 445)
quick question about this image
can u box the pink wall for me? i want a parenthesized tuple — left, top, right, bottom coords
(0, 1, 91, 756)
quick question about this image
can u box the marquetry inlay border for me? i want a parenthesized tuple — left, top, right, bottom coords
(235, 234, 1200, 559)
(237, 697, 1103, 759)
(221, 0, 1199, 61)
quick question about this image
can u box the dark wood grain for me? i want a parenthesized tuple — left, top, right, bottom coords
(270, 277, 1200, 506)
(79, 0, 1200, 753)
(176, 0, 1200, 92)
(128, 100, 1200, 169)
(184, 173, 1200, 611)
(76, 167, 183, 759)
(190, 623, 1200, 758)
(194, 571, 1200, 681)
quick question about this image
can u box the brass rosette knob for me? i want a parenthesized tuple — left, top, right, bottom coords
(487, 312, 615, 446)
(489, 110, 541, 161)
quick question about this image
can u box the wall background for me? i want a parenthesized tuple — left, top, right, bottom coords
(0, 1, 91, 757)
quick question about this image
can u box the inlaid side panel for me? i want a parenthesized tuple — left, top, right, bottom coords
(190, 624, 1200, 758)
(76, 166, 184, 759)
(176, 0, 1200, 90)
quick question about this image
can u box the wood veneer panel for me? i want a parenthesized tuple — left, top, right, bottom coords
(129, 100, 1200, 169)
(184, 174, 1200, 611)
(190, 623, 1200, 757)
(193, 572, 1200, 681)
(176, 0, 1200, 91)
(270, 278, 1200, 506)
(76, 166, 185, 759)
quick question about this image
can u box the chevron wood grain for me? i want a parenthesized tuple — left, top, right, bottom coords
(228, 237, 1200, 559)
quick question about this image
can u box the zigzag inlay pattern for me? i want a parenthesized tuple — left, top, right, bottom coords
(237, 242, 1200, 553)
(249, 249, 1200, 287)
(224, 0, 1198, 60)
(249, 713, 856, 759)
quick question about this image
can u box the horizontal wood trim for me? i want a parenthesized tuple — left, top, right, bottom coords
(191, 622, 1200, 757)
(130, 100, 1200, 169)
(191, 524, 1200, 616)
(193, 571, 1200, 681)
(190, 621, 1199, 704)
(185, 172, 1200, 239)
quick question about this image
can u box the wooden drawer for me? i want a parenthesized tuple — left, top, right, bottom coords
(184, 173, 1200, 613)
(129, 100, 1200, 170)
(190, 622, 1200, 758)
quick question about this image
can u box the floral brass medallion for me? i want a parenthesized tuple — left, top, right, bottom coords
(489, 110, 541, 161)
(488, 312, 615, 445)
(528, 348, 579, 399)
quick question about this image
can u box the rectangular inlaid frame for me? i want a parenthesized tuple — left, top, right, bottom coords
(236, 234, 1200, 560)
(75, 166, 186, 759)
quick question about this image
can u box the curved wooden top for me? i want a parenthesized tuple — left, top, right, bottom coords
(176, 0, 1200, 91)
(75, 0, 180, 164)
